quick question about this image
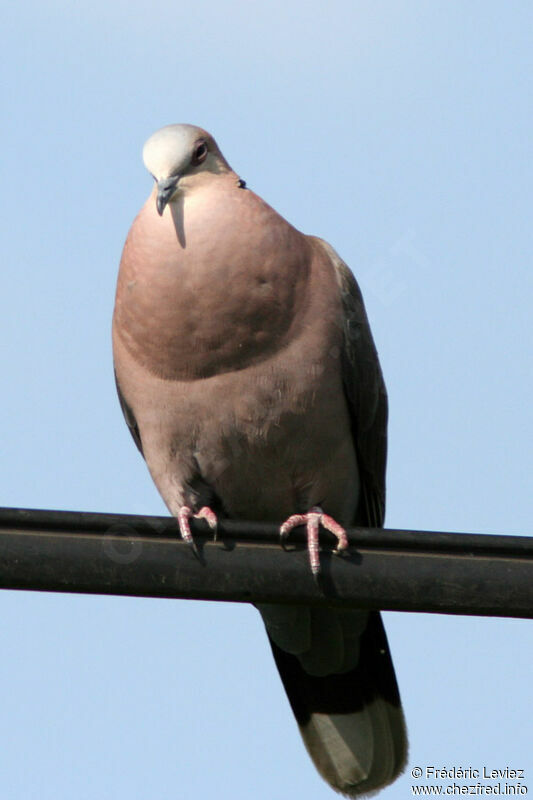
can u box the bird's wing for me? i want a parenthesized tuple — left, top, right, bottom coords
(312, 237, 388, 528)
(114, 370, 144, 456)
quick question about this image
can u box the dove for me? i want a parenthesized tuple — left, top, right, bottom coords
(113, 123, 407, 795)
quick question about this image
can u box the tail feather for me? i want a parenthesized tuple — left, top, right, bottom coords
(265, 610, 407, 796)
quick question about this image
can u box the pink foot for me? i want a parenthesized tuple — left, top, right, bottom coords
(280, 506, 348, 576)
(177, 506, 218, 551)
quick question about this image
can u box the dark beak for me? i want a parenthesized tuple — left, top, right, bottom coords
(156, 175, 180, 216)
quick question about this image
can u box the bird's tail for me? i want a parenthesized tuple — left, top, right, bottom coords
(261, 608, 407, 796)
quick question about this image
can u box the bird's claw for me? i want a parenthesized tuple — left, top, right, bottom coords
(177, 505, 218, 553)
(280, 506, 348, 576)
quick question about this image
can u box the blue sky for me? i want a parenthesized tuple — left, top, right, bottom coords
(1, 2, 532, 798)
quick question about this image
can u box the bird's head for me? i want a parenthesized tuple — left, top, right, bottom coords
(142, 124, 232, 215)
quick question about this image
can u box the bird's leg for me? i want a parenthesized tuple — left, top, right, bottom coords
(177, 505, 218, 552)
(280, 506, 348, 576)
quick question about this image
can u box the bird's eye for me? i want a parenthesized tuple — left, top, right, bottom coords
(192, 141, 208, 165)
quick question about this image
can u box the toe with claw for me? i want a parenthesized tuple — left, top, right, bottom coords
(280, 506, 348, 576)
(177, 505, 218, 554)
